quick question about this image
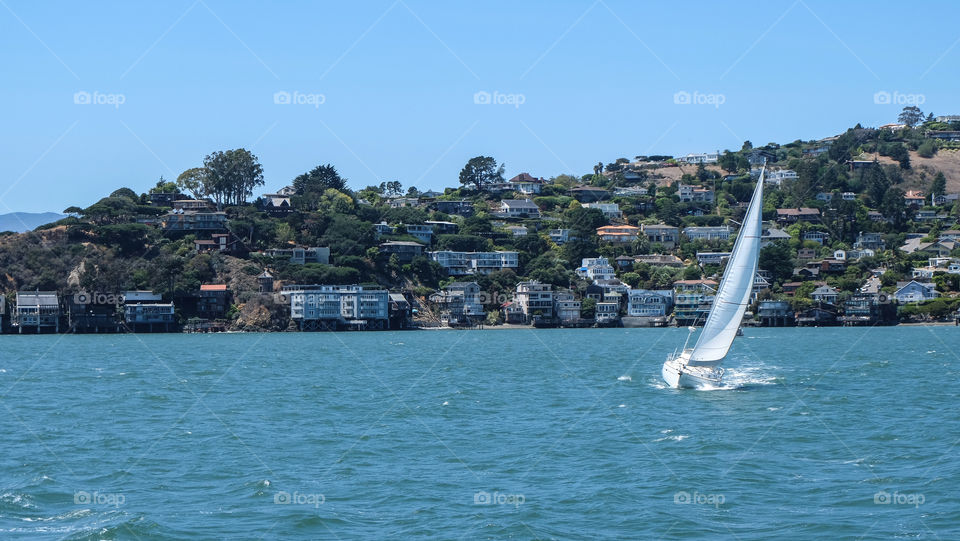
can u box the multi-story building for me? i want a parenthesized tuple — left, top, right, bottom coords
(672, 279, 718, 325)
(162, 209, 228, 231)
(430, 282, 485, 325)
(428, 251, 519, 276)
(597, 225, 641, 244)
(577, 257, 616, 282)
(15, 291, 60, 333)
(641, 224, 680, 249)
(515, 281, 553, 323)
(499, 199, 541, 218)
(554, 292, 581, 325)
(379, 241, 424, 264)
(405, 224, 434, 244)
(683, 226, 731, 241)
(260, 246, 330, 265)
(287, 285, 389, 330)
(197, 284, 231, 320)
(677, 184, 715, 204)
(123, 291, 176, 332)
(626, 289, 673, 317)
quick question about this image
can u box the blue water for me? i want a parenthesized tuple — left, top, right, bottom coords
(0, 327, 957, 539)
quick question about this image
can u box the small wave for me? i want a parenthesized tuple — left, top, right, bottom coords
(617, 375, 632, 382)
(654, 434, 689, 442)
(617, 404, 626, 408)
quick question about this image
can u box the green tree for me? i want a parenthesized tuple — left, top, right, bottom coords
(580, 297, 597, 319)
(458, 156, 504, 191)
(897, 106, 924, 128)
(203, 148, 264, 207)
(931, 171, 947, 197)
(293, 164, 347, 195)
(759, 243, 793, 284)
(176, 167, 208, 199)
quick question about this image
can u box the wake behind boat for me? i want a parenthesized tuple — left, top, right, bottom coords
(662, 166, 765, 389)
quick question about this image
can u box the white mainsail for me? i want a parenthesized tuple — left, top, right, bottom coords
(686, 168, 765, 367)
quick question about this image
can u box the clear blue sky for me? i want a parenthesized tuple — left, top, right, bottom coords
(1, 0, 958, 213)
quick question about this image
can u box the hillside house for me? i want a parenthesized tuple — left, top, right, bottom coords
(641, 224, 680, 249)
(380, 241, 424, 264)
(683, 226, 730, 241)
(776, 208, 821, 225)
(597, 225, 641, 244)
(499, 199, 541, 218)
(428, 250, 519, 275)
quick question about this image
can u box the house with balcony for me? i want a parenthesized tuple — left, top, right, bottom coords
(515, 281, 553, 323)
(569, 186, 610, 202)
(765, 169, 797, 185)
(683, 226, 731, 241)
(696, 252, 730, 266)
(506, 172, 545, 195)
(677, 184, 715, 204)
(425, 220, 458, 235)
(379, 241, 425, 264)
(577, 257, 616, 282)
(854, 231, 885, 251)
(430, 282, 485, 326)
(197, 284, 231, 320)
(162, 209, 228, 231)
(260, 246, 330, 265)
(758, 300, 794, 327)
(123, 291, 175, 332)
(633, 254, 684, 267)
(776, 208, 821, 225)
(427, 250, 519, 276)
(430, 199, 474, 216)
(554, 292, 582, 326)
(597, 225, 641, 244)
(287, 285, 389, 331)
(373, 221, 395, 239)
(405, 224, 434, 244)
(641, 224, 680, 249)
(66, 295, 122, 334)
(595, 301, 620, 326)
(672, 279, 718, 325)
(802, 231, 830, 245)
(626, 289, 673, 317)
(811, 285, 839, 304)
(15, 291, 61, 333)
(678, 152, 719, 164)
(894, 281, 939, 304)
(499, 199, 541, 218)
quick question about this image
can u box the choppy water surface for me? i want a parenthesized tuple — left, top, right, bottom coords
(1, 327, 957, 539)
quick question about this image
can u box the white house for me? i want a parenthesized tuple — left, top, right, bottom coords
(582, 202, 623, 219)
(577, 257, 616, 282)
(499, 199, 541, 218)
(683, 226, 731, 241)
(894, 281, 939, 304)
(428, 251, 519, 275)
(678, 152, 719, 164)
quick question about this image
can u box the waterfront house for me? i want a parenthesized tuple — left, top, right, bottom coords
(627, 289, 672, 317)
(15, 291, 60, 333)
(758, 300, 794, 327)
(379, 241, 424, 264)
(430, 282, 484, 326)
(797, 304, 838, 327)
(641, 224, 680, 249)
(198, 284, 231, 320)
(501, 301, 525, 324)
(672, 279, 718, 325)
(287, 285, 389, 331)
(428, 250, 519, 275)
(684, 226, 730, 241)
(388, 293, 412, 330)
(123, 291, 175, 332)
(597, 225, 641, 244)
(66, 295, 121, 334)
(515, 281, 553, 323)
(554, 292, 581, 326)
(499, 199, 541, 218)
(595, 302, 620, 325)
(811, 285, 839, 304)
(894, 281, 939, 304)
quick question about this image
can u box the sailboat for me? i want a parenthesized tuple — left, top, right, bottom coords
(662, 166, 765, 389)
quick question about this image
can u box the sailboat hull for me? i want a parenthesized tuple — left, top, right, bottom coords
(662, 358, 724, 389)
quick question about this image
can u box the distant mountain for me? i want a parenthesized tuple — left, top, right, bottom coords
(0, 212, 66, 233)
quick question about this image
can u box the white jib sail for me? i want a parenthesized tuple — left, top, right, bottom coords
(686, 168, 765, 367)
